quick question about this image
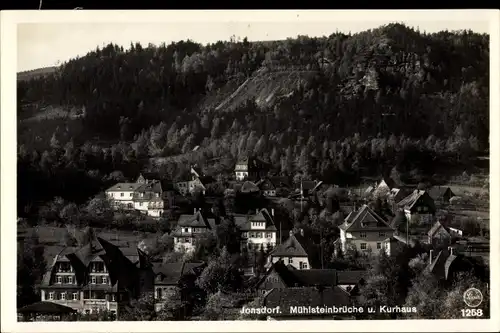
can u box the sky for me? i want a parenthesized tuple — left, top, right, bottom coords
(16, 11, 492, 72)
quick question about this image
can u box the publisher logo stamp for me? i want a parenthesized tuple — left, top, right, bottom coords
(463, 288, 483, 308)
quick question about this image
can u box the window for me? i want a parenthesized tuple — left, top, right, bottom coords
(266, 233, 272, 238)
(91, 276, 96, 284)
(68, 276, 73, 284)
(49, 292, 54, 300)
(360, 232, 367, 238)
(60, 292, 66, 300)
(139, 202, 143, 207)
(72, 292, 78, 301)
(288, 258, 293, 264)
(360, 243, 367, 250)
(184, 228, 189, 233)
(423, 206, 428, 212)
(257, 232, 262, 238)
(379, 232, 386, 237)
(130, 193, 133, 197)
(56, 276, 62, 284)
(120, 193, 124, 197)
(127, 203, 133, 209)
(377, 242, 382, 249)
(156, 289, 162, 299)
(102, 277, 107, 284)
(111, 294, 116, 302)
(185, 238, 190, 243)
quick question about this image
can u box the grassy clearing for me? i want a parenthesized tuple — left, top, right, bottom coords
(18, 226, 159, 264)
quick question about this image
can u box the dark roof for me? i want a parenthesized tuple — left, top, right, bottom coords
(291, 269, 338, 286)
(428, 249, 459, 280)
(106, 182, 143, 192)
(428, 221, 451, 238)
(240, 181, 260, 193)
(336, 270, 367, 285)
(263, 287, 352, 316)
(397, 190, 434, 210)
(339, 205, 394, 233)
(270, 233, 309, 257)
(233, 208, 277, 231)
(153, 262, 205, 285)
(176, 211, 215, 228)
(257, 178, 277, 191)
(428, 186, 455, 200)
(18, 302, 77, 314)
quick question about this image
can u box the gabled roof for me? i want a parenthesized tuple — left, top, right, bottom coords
(18, 301, 77, 314)
(270, 233, 309, 257)
(428, 221, 451, 238)
(336, 271, 368, 285)
(176, 211, 215, 229)
(106, 182, 143, 192)
(428, 249, 459, 280)
(233, 209, 277, 231)
(263, 287, 352, 316)
(153, 261, 205, 285)
(397, 190, 433, 210)
(427, 186, 455, 199)
(339, 205, 393, 232)
(240, 181, 260, 193)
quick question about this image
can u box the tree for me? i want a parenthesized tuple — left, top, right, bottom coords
(119, 295, 157, 321)
(196, 247, 243, 294)
(17, 230, 46, 308)
(215, 217, 241, 253)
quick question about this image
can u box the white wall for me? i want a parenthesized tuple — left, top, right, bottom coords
(270, 256, 310, 270)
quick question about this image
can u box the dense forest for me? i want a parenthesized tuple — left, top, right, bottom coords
(17, 23, 490, 216)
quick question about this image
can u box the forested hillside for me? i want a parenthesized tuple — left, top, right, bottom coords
(17, 23, 490, 216)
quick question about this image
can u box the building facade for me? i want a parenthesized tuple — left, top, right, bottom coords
(338, 205, 396, 255)
(397, 190, 436, 225)
(268, 230, 312, 270)
(234, 208, 277, 251)
(172, 210, 216, 253)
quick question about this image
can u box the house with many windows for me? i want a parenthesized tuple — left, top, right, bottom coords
(172, 210, 216, 253)
(337, 204, 396, 255)
(174, 166, 215, 196)
(234, 208, 277, 252)
(234, 157, 269, 181)
(39, 235, 149, 317)
(105, 174, 176, 218)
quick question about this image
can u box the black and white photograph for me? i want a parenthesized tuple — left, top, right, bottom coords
(1, 9, 499, 332)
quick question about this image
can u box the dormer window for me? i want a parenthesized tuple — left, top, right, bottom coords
(56, 276, 62, 284)
(361, 222, 366, 228)
(360, 232, 367, 238)
(91, 276, 96, 284)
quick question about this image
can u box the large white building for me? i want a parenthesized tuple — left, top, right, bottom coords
(234, 208, 277, 252)
(105, 174, 173, 218)
(268, 229, 311, 270)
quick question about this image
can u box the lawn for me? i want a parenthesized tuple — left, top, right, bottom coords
(18, 225, 159, 264)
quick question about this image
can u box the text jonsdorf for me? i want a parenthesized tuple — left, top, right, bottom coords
(240, 305, 418, 315)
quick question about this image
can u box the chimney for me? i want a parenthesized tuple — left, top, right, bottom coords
(271, 208, 275, 217)
(429, 249, 433, 264)
(300, 228, 304, 237)
(194, 207, 198, 214)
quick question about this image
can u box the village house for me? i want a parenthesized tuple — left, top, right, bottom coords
(105, 183, 143, 210)
(234, 208, 277, 252)
(396, 190, 436, 225)
(255, 260, 367, 296)
(337, 204, 396, 255)
(428, 186, 455, 205)
(268, 229, 314, 270)
(172, 209, 216, 253)
(427, 221, 452, 247)
(427, 247, 474, 282)
(152, 262, 205, 312)
(256, 177, 292, 197)
(39, 235, 149, 317)
(174, 166, 214, 196)
(234, 156, 269, 181)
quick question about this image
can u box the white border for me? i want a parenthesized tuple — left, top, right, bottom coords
(2, 9, 500, 333)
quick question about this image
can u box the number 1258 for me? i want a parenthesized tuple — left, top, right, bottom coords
(461, 309, 483, 317)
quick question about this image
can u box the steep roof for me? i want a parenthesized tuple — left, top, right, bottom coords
(427, 249, 459, 280)
(263, 287, 352, 317)
(336, 270, 368, 285)
(428, 186, 455, 200)
(18, 301, 78, 314)
(176, 211, 215, 229)
(339, 205, 393, 233)
(428, 221, 451, 238)
(153, 261, 205, 285)
(397, 190, 433, 210)
(233, 208, 277, 231)
(106, 182, 143, 192)
(240, 181, 260, 193)
(270, 233, 309, 257)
